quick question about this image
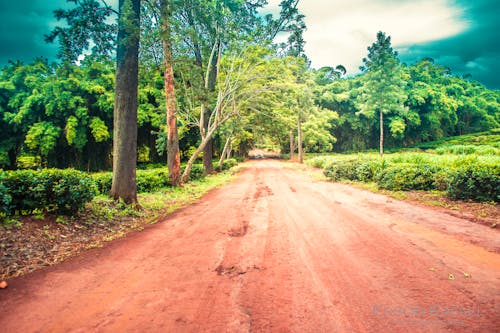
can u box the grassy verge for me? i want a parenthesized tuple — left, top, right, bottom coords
(0, 170, 237, 280)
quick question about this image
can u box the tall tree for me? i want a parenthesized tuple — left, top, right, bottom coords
(110, 0, 141, 203)
(160, 0, 181, 186)
(45, 0, 117, 63)
(359, 31, 407, 156)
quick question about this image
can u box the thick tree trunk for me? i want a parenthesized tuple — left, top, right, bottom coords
(379, 109, 384, 157)
(289, 131, 295, 160)
(161, 0, 181, 186)
(202, 136, 214, 174)
(111, 0, 140, 204)
(297, 115, 303, 164)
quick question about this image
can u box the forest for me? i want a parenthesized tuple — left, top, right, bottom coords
(0, 0, 499, 209)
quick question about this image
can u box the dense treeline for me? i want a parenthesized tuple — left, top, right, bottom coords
(317, 58, 500, 153)
(0, 1, 499, 174)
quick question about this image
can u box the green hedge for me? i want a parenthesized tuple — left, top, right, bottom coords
(0, 169, 97, 216)
(183, 164, 205, 181)
(221, 158, 238, 170)
(446, 164, 500, 202)
(311, 154, 499, 202)
(323, 159, 358, 181)
(92, 164, 206, 195)
(93, 168, 171, 195)
(377, 164, 442, 191)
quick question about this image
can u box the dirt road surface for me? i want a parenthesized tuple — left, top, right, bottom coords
(1, 161, 499, 332)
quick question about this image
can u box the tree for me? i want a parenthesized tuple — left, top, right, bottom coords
(160, 0, 181, 186)
(45, 0, 117, 63)
(110, 0, 141, 204)
(358, 31, 408, 156)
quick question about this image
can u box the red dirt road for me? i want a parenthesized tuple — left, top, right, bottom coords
(1, 161, 499, 332)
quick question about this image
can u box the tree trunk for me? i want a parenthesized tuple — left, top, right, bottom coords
(218, 136, 232, 170)
(297, 114, 303, 163)
(289, 131, 295, 160)
(181, 132, 214, 183)
(161, 0, 181, 186)
(203, 135, 214, 174)
(202, 39, 221, 175)
(379, 109, 384, 157)
(111, 0, 140, 204)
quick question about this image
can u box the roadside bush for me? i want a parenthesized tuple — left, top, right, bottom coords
(323, 159, 359, 181)
(307, 156, 332, 168)
(377, 164, 441, 191)
(92, 168, 171, 195)
(92, 172, 113, 195)
(51, 170, 98, 213)
(136, 168, 170, 192)
(0, 172, 12, 215)
(355, 159, 385, 182)
(185, 164, 205, 181)
(446, 164, 500, 202)
(1, 169, 97, 217)
(221, 158, 238, 170)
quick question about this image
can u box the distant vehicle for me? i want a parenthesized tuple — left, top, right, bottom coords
(248, 149, 281, 159)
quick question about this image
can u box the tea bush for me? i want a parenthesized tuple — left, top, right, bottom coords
(0, 169, 97, 216)
(446, 163, 500, 202)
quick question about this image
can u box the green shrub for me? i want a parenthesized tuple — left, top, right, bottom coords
(446, 164, 500, 202)
(355, 159, 385, 182)
(0, 171, 12, 215)
(1, 169, 97, 217)
(221, 158, 238, 170)
(184, 164, 205, 181)
(92, 172, 113, 195)
(92, 168, 171, 194)
(51, 170, 97, 213)
(432, 169, 452, 191)
(323, 159, 359, 181)
(136, 168, 170, 192)
(377, 164, 441, 191)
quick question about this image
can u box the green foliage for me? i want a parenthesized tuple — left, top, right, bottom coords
(25, 122, 61, 157)
(93, 168, 170, 195)
(89, 117, 110, 142)
(185, 164, 205, 181)
(91, 172, 113, 195)
(435, 145, 500, 156)
(0, 171, 12, 215)
(323, 159, 359, 181)
(446, 164, 500, 202)
(221, 158, 238, 170)
(377, 164, 441, 191)
(136, 168, 170, 192)
(309, 147, 500, 202)
(0, 169, 97, 218)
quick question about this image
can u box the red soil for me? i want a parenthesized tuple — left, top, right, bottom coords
(0, 160, 498, 332)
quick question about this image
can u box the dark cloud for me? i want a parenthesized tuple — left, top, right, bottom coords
(0, 0, 72, 64)
(398, 0, 500, 89)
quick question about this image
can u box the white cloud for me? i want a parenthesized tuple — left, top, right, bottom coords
(298, 0, 468, 73)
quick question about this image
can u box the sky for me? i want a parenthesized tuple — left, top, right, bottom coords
(0, 0, 499, 88)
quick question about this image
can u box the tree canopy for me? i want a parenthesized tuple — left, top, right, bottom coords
(0, 1, 498, 184)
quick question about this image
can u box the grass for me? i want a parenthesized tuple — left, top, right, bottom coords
(87, 170, 236, 223)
